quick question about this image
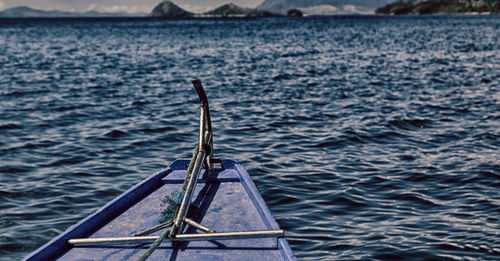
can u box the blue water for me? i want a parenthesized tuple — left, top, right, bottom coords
(1, 16, 499, 260)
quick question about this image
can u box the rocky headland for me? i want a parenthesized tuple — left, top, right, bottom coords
(376, 0, 500, 14)
(150, 1, 194, 18)
(203, 3, 278, 17)
(287, 9, 304, 16)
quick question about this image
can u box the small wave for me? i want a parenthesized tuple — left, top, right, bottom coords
(102, 129, 128, 139)
(47, 156, 89, 167)
(436, 242, 498, 256)
(55, 106, 78, 112)
(281, 49, 319, 58)
(428, 131, 467, 144)
(402, 172, 434, 182)
(387, 118, 434, 131)
(140, 126, 175, 133)
(273, 74, 293, 81)
(429, 58, 450, 66)
(326, 244, 353, 251)
(431, 77, 445, 83)
(132, 100, 148, 106)
(0, 186, 59, 199)
(309, 137, 345, 149)
(3, 89, 50, 97)
(0, 123, 23, 130)
(314, 193, 369, 209)
(21, 140, 59, 149)
(0, 165, 32, 174)
(398, 154, 416, 161)
(372, 251, 442, 261)
(389, 192, 439, 207)
(481, 78, 491, 83)
(269, 120, 297, 128)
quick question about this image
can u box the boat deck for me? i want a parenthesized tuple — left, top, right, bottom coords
(27, 159, 294, 260)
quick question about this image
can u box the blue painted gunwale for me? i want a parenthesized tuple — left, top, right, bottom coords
(24, 158, 295, 260)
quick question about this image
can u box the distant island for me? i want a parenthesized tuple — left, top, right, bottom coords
(376, 0, 500, 14)
(150, 0, 397, 17)
(0, 6, 146, 17)
(3, 0, 497, 18)
(150, 1, 193, 18)
(150, 1, 282, 18)
(203, 3, 278, 17)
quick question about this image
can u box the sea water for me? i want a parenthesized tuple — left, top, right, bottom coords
(0, 16, 499, 260)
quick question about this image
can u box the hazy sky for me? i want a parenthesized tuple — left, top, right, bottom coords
(0, 0, 264, 13)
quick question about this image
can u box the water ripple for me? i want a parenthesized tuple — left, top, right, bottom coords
(1, 16, 499, 260)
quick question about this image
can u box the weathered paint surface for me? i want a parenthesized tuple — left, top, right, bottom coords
(26, 159, 295, 260)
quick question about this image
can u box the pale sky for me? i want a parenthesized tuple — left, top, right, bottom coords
(0, 0, 264, 13)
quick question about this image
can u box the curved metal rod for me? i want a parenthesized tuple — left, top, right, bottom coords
(191, 79, 213, 169)
(192, 79, 212, 134)
(170, 80, 214, 237)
